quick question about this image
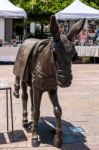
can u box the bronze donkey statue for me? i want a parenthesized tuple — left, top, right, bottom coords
(13, 16, 85, 148)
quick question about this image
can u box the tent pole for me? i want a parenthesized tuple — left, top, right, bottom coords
(85, 19, 88, 32)
(23, 17, 27, 41)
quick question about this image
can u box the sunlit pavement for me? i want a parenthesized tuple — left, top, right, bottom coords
(0, 64, 99, 150)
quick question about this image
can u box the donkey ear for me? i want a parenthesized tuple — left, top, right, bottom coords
(50, 15, 60, 41)
(67, 18, 85, 41)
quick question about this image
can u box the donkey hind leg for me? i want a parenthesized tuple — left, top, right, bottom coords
(21, 81, 28, 128)
(13, 76, 20, 98)
(31, 86, 42, 147)
(48, 89, 62, 148)
(30, 87, 34, 121)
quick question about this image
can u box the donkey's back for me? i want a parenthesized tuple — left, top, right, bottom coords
(13, 38, 49, 81)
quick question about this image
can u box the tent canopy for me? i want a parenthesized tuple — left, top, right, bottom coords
(55, 0, 99, 20)
(0, 0, 27, 18)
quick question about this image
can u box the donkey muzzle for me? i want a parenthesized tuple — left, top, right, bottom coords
(57, 72, 73, 88)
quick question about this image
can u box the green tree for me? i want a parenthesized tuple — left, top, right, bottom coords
(10, 0, 99, 19)
(10, 0, 73, 21)
(82, 0, 99, 9)
(10, 0, 32, 13)
(10, 0, 99, 21)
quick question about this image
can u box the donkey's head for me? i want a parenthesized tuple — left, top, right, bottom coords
(50, 16, 85, 87)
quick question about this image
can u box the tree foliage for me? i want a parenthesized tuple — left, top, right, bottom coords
(10, 0, 73, 20)
(82, 0, 99, 9)
(10, 0, 99, 21)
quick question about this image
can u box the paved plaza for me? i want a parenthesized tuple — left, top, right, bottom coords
(0, 64, 99, 150)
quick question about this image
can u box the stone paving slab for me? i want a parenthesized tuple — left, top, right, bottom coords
(0, 64, 99, 150)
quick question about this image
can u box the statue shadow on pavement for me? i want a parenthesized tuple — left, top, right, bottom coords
(0, 130, 27, 144)
(0, 133, 7, 144)
(24, 116, 90, 150)
(8, 130, 27, 143)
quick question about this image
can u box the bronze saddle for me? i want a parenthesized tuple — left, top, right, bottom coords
(13, 38, 50, 81)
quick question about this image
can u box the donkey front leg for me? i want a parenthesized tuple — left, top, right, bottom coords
(13, 76, 20, 98)
(48, 89, 62, 148)
(31, 85, 42, 147)
(21, 81, 28, 128)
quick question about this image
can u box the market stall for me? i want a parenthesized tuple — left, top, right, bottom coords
(55, 0, 99, 44)
(55, 0, 99, 20)
(0, 0, 27, 42)
(1, 45, 99, 63)
(55, 0, 99, 62)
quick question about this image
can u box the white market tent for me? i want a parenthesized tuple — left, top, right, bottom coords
(0, 0, 27, 42)
(55, 0, 99, 20)
(0, 0, 27, 18)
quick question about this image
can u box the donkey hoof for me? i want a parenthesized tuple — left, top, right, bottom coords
(32, 136, 40, 147)
(54, 135, 62, 148)
(22, 120, 28, 128)
(13, 91, 19, 98)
